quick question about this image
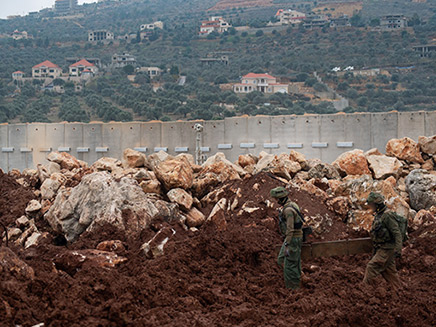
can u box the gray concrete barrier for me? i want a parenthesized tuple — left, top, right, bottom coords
(0, 111, 432, 171)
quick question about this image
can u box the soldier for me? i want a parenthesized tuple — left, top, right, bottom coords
(270, 186, 303, 290)
(363, 192, 402, 289)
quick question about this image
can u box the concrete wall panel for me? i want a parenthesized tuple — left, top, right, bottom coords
(65, 123, 84, 160)
(270, 116, 295, 156)
(141, 122, 162, 152)
(121, 123, 142, 151)
(398, 111, 425, 140)
(294, 115, 321, 159)
(248, 116, 272, 154)
(8, 124, 28, 170)
(83, 124, 103, 162)
(28, 123, 49, 168)
(370, 113, 398, 152)
(202, 120, 225, 160)
(424, 112, 436, 136)
(102, 123, 123, 159)
(319, 114, 345, 163)
(344, 113, 371, 152)
(224, 116, 248, 161)
(0, 125, 9, 171)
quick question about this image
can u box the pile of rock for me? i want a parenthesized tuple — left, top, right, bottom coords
(4, 135, 436, 251)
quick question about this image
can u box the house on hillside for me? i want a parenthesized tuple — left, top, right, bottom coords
(140, 21, 164, 31)
(413, 43, 436, 57)
(55, 0, 78, 14)
(32, 60, 62, 78)
(69, 59, 98, 76)
(88, 30, 114, 42)
(112, 52, 136, 68)
(11, 30, 30, 40)
(199, 16, 231, 35)
(275, 9, 306, 25)
(233, 73, 289, 94)
(380, 15, 407, 30)
(12, 71, 25, 80)
(330, 15, 351, 28)
(136, 67, 163, 78)
(303, 14, 330, 29)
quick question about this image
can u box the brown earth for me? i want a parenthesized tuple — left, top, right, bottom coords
(313, 2, 363, 18)
(1, 174, 435, 326)
(0, 170, 35, 227)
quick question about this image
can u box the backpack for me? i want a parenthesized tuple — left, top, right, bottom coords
(391, 212, 408, 244)
(278, 203, 312, 242)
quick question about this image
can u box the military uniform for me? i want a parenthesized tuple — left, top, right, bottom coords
(363, 193, 402, 289)
(276, 199, 303, 290)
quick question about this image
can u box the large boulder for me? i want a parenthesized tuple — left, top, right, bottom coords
(334, 175, 410, 230)
(308, 162, 341, 180)
(47, 151, 81, 170)
(122, 148, 146, 168)
(193, 153, 243, 197)
(386, 137, 424, 163)
(154, 157, 194, 190)
(45, 171, 180, 242)
(40, 173, 66, 199)
(92, 157, 123, 172)
(253, 153, 301, 180)
(237, 154, 258, 168)
(405, 169, 436, 211)
(289, 150, 308, 170)
(418, 135, 436, 155)
(332, 149, 371, 176)
(366, 155, 403, 180)
(185, 207, 206, 228)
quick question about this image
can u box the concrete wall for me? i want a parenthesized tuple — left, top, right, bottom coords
(0, 111, 434, 171)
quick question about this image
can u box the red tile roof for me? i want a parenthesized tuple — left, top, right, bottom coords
(13, 71, 24, 74)
(33, 60, 60, 69)
(243, 73, 276, 79)
(70, 59, 95, 67)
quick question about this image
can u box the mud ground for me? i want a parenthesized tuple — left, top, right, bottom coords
(1, 172, 435, 327)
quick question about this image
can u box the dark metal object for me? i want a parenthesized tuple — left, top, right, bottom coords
(301, 238, 373, 260)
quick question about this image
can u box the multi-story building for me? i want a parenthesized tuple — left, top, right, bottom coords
(380, 15, 408, 30)
(55, 0, 78, 13)
(11, 30, 29, 40)
(303, 14, 330, 29)
(140, 21, 164, 31)
(88, 30, 114, 42)
(330, 15, 351, 28)
(199, 16, 231, 35)
(111, 52, 136, 68)
(32, 60, 62, 78)
(12, 71, 25, 80)
(136, 67, 163, 78)
(69, 59, 98, 76)
(233, 73, 289, 94)
(275, 9, 306, 25)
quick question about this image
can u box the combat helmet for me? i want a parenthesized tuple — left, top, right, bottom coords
(270, 186, 289, 199)
(367, 192, 385, 205)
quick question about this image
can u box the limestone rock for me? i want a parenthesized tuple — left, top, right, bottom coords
(154, 157, 194, 190)
(92, 157, 122, 172)
(25, 200, 41, 214)
(16, 216, 30, 229)
(40, 173, 65, 200)
(6, 228, 22, 240)
(405, 169, 436, 211)
(364, 148, 383, 157)
(47, 151, 81, 170)
(332, 149, 371, 176)
(418, 135, 436, 155)
(207, 198, 227, 231)
(386, 137, 424, 163)
(47, 162, 61, 175)
(122, 148, 145, 168)
(366, 155, 403, 179)
(308, 163, 341, 180)
(253, 153, 301, 180)
(237, 154, 258, 168)
(412, 210, 434, 227)
(148, 150, 172, 169)
(37, 164, 50, 183)
(24, 232, 44, 249)
(326, 196, 351, 218)
(141, 226, 176, 258)
(45, 171, 180, 242)
(167, 188, 193, 211)
(422, 159, 434, 171)
(289, 150, 307, 170)
(186, 207, 206, 228)
(203, 152, 246, 177)
(140, 179, 162, 194)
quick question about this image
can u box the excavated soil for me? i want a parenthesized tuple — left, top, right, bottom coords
(0, 170, 35, 228)
(1, 173, 436, 326)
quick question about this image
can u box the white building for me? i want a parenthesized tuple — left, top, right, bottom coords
(199, 16, 231, 35)
(11, 30, 29, 40)
(12, 71, 25, 80)
(112, 52, 136, 68)
(32, 60, 62, 78)
(69, 59, 98, 76)
(136, 67, 163, 78)
(275, 9, 306, 25)
(140, 21, 164, 31)
(88, 30, 114, 42)
(233, 73, 289, 94)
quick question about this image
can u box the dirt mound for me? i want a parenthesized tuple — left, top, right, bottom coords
(209, 0, 273, 11)
(1, 172, 435, 326)
(0, 170, 35, 227)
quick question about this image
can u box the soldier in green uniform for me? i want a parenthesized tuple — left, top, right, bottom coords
(363, 192, 402, 289)
(270, 186, 303, 290)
